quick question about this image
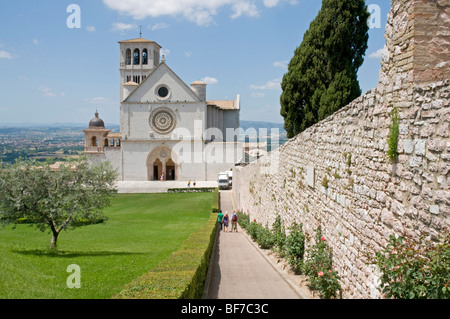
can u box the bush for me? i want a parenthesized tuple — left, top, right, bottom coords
(302, 226, 341, 299)
(285, 222, 305, 274)
(387, 107, 400, 162)
(308, 269, 341, 299)
(256, 224, 276, 250)
(212, 188, 219, 213)
(168, 187, 216, 193)
(237, 211, 249, 229)
(368, 232, 450, 299)
(272, 214, 287, 254)
(247, 220, 260, 242)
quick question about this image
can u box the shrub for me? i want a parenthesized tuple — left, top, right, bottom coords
(247, 220, 261, 242)
(367, 232, 450, 299)
(237, 211, 249, 229)
(256, 224, 276, 250)
(387, 107, 400, 162)
(211, 188, 219, 213)
(272, 214, 287, 254)
(302, 226, 341, 299)
(309, 269, 341, 299)
(285, 222, 305, 274)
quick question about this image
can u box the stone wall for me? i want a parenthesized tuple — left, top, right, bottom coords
(233, 0, 449, 299)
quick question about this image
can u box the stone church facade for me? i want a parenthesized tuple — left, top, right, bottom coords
(84, 38, 243, 181)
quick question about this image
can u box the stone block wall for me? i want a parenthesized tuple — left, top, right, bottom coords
(233, 0, 449, 299)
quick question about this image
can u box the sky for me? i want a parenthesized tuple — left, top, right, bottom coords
(0, 0, 391, 126)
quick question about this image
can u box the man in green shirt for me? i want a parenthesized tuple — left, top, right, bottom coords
(217, 210, 224, 231)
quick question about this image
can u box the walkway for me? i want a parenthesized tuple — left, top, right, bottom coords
(205, 190, 302, 299)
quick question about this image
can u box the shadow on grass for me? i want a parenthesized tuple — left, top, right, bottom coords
(13, 249, 145, 258)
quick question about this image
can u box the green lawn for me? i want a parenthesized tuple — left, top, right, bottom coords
(0, 192, 213, 299)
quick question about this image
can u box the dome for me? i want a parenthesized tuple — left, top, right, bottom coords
(89, 111, 105, 129)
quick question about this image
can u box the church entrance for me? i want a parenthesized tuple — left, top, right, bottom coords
(146, 146, 179, 181)
(152, 159, 163, 181)
(166, 158, 175, 181)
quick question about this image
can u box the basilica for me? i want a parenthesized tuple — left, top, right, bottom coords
(83, 37, 242, 181)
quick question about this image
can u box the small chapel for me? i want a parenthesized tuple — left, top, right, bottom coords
(83, 37, 243, 181)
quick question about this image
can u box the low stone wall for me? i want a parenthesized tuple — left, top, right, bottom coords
(233, 0, 449, 299)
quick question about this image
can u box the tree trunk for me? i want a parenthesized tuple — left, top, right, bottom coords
(50, 230, 59, 250)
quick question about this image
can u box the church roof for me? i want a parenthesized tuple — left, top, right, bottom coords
(89, 111, 105, 129)
(207, 100, 238, 110)
(124, 81, 139, 86)
(118, 38, 162, 47)
(191, 80, 206, 85)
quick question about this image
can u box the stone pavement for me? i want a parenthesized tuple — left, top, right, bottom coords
(204, 190, 304, 299)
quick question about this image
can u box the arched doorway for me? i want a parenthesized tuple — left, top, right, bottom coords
(146, 146, 179, 181)
(166, 158, 175, 181)
(152, 159, 163, 181)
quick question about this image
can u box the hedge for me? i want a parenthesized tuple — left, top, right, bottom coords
(212, 188, 219, 213)
(167, 187, 216, 193)
(112, 212, 218, 299)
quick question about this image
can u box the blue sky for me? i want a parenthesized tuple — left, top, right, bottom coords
(0, 0, 390, 125)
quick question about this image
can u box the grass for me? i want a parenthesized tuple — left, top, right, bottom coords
(0, 192, 213, 299)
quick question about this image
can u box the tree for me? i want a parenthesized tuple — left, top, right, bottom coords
(0, 158, 118, 249)
(280, 0, 369, 138)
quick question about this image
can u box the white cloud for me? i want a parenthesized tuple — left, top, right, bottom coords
(250, 92, 265, 98)
(201, 77, 218, 85)
(369, 48, 384, 59)
(0, 50, 13, 59)
(86, 97, 112, 104)
(102, 0, 294, 26)
(111, 22, 136, 33)
(273, 60, 288, 68)
(86, 26, 96, 32)
(151, 22, 169, 31)
(230, 1, 259, 19)
(250, 78, 281, 90)
(38, 86, 65, 98)
(39, 86, 57, 98)
(32, 38, 39, 45)
(263, 0, 281, 8)
(161, 48, 171, 57)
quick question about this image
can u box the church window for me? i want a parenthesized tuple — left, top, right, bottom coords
(91, 136, 97, 147)
(143, 49, 148, 65)
(133, 49, 140, 65)
(158, 86, 169, 98)
(125, 49, 131, 65)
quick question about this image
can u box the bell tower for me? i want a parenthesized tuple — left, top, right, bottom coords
(118, 37, 162, 101)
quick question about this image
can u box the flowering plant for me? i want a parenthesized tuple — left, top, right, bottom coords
(302, 226, 341, 299)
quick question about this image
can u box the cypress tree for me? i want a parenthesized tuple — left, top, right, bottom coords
(280, 0, 369, 138)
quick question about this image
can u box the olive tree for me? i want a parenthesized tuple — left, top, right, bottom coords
(0, 158, 118, 249)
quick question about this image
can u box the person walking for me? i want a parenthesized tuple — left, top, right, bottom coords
(188, 180, 191, 188)
(231, 211, 238, 232)
(217, 210, 224, 231)
(223, 212, 229, 232)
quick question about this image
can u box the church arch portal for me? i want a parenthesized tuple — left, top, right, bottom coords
(146, 146, 179, 181)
